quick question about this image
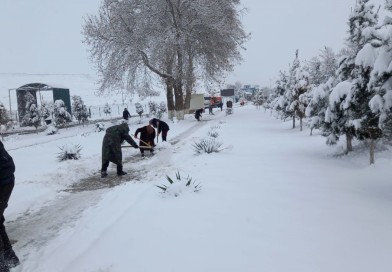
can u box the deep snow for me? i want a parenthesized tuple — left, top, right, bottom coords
(3, 105, 392, 272)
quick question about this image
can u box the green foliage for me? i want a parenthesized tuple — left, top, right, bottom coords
(155, 171, 202, 197)
(193, 137, 222, 154)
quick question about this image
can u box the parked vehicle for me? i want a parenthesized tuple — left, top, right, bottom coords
(204, 96, 222, 108)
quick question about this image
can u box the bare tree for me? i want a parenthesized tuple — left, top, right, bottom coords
(83, 0, 248, 120)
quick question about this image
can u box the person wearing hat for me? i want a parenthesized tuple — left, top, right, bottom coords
(101, 123, 138, 178)
(134, 124, 155, 157)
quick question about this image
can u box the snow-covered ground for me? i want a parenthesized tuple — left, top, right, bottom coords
(3, 105, 392, 272)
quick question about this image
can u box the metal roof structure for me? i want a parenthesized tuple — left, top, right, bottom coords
(14, 82, 71, 125)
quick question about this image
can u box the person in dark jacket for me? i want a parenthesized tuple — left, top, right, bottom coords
(134, 124, 155, 157)
(122, 108, 131, 120)
(195, 108, 203, 121)
(0, 141, 20, 272)
(149, 118, 170, 142)
(218, 102, 223, 111)
(101, 123, 138, 178)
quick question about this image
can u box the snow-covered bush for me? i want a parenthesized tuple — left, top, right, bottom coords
(5, 121, 16, 131)
(193, 137, 223, 154)
(210, 124, 221, 130)
(0, 125, 6, 140)
(148, 101, 167, 118)
(53, 100, 72, 128)
(45, 125, 58, 135)
(40, 102, 54, 124)
(95, 122, 105, 132)
(0, 101, 9, 126)
(72, 95, 89, 124)
(57, 144, 82, 161)
(208, 129, 220, 138)
(156, 171, 201, 197)
(22, 103, 41, 130)
(157, 102, 167, 119)
(103, 102, 111, 116)
(148, 101, 158, 116)
(135, 102, 144, 118)
(253, 91, 267, 107)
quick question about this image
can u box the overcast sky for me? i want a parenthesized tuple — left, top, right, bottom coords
(0, 0, 386, 88)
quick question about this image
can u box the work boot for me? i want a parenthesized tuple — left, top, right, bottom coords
(117, 165, 126, 176)
(4, 249, 19, 268)
(101, 171, 108, 178)
(117, 171, 127, 176)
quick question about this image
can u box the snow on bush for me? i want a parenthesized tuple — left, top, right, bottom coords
(329, 81, 352, 110)
(103, 102, 111, 116)
(53, 100, 72, 128)
(57, 144, 82, 161)
(192, 137, 223, 154)
(208, 129, 220, 138)
(148, 101, 158, 116)
(157, 102, 167, 119)
(355, 43, 378, 68)
(147, 101, 167, 119)
(72, 95, 89, 124)
(0, 101, 9, 126)
(135, 103, 143, 117)
(45, 125, 58, 135)
(210, 124, 221, 130)
(156, 171, 201, 197)
(95, 122, 105, 132)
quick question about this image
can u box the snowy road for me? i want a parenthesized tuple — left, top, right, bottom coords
(6, 115, 215, 271)
(6, 106, 392, 272)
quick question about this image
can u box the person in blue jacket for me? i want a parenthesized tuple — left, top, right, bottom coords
(0, 140, 20, 271)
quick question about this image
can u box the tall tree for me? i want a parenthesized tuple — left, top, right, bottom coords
(83, 0, 247, 120)
(285, 50, 301, 128)
(355, 0, 392, 163)
(304, 47, 338, 135)
(324, 0, 378, 153)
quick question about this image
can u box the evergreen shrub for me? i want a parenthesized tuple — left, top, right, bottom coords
(57, 144, 82, 161)
(192, 137, 222, 154)
(156, 171, 201, 197)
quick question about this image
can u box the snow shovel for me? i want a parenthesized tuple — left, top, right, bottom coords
(121, 145, 153, 150)
(156, 122, 159, 143)
(129, 134, 155, 151)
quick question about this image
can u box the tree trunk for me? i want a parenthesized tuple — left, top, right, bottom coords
(370, 138, 375, 164)
(299, 117, 303, 131)
(183, 44, 194, 114)
(174, 80, 184, 120)
(292, 115, 295, 129)
(346, 132, 353, 154)
(163, 51, 175, 120)
(166, 79, 175, 120)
